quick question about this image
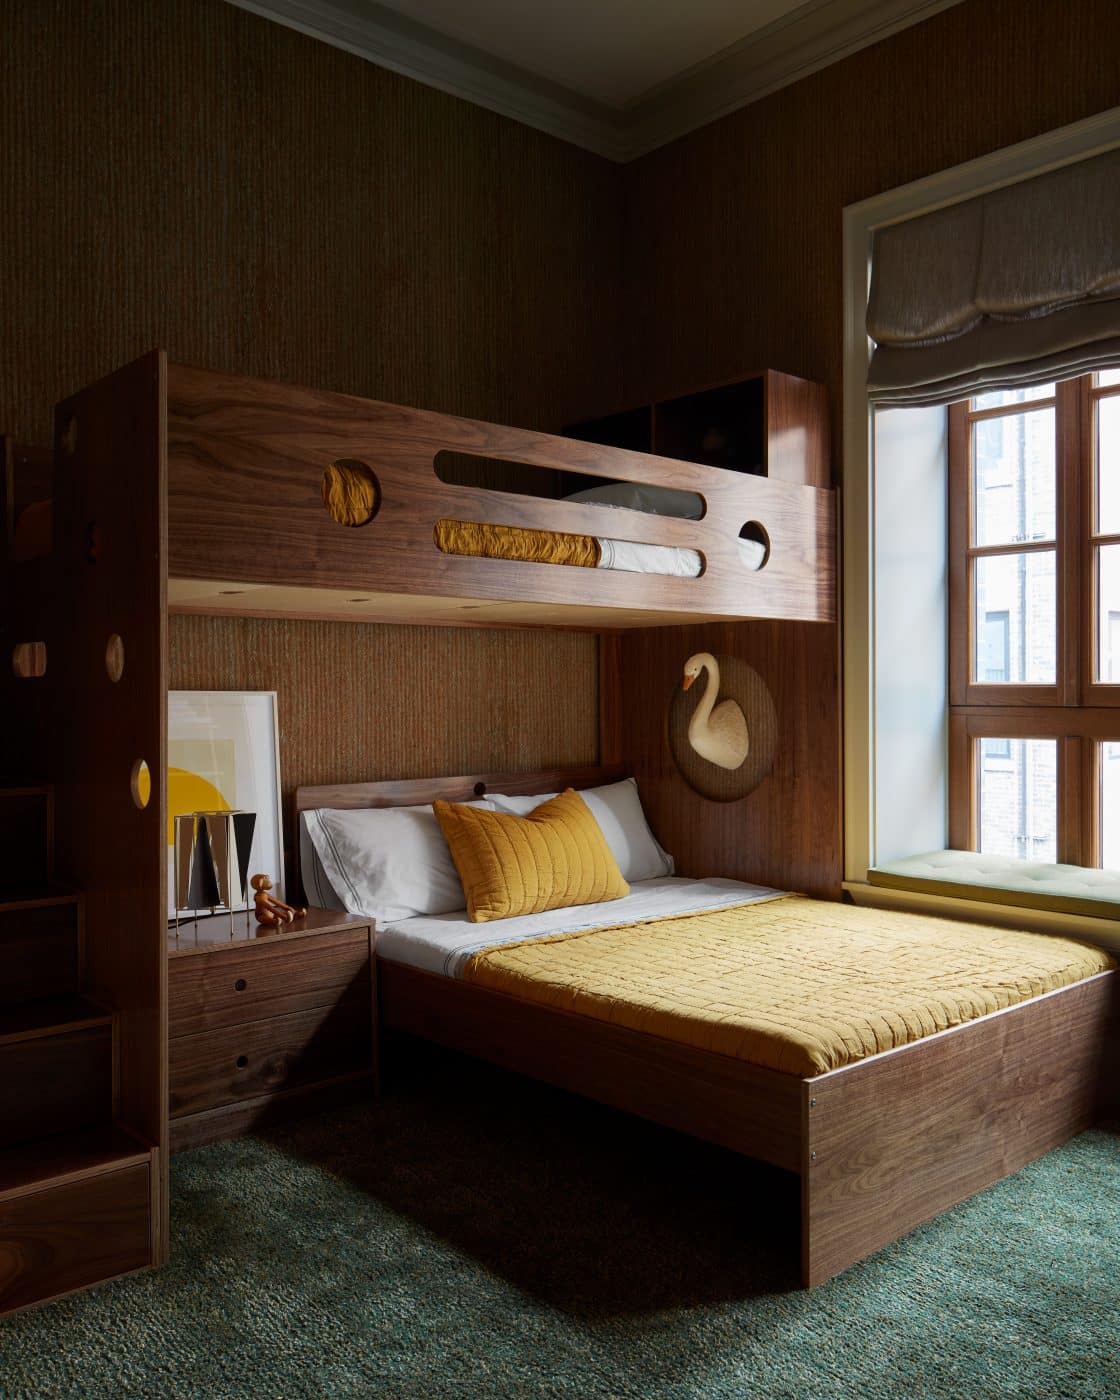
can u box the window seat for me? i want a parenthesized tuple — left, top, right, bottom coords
(869, 849, 1120, 921)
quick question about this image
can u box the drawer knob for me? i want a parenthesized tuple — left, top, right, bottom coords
(234, 978, 248, 992)
(236, 1054, 249, 1069)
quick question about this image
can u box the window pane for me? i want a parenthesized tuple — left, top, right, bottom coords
(1097, 369, 1120, 387)
(1097, 543, 1120, 682)
(973, 551, 1055, 683)
(978, 738, 1057, 863)
(972, 408, 1055, 546)
(1101, 742, 1120, 870)
(1097, 395, 1120, 534)
(971, 384, 1054, 410)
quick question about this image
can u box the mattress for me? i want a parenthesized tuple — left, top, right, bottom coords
(433, 519, 764, 577)
(377, 877, 784, 978)
(459, 895, 1115, 1077)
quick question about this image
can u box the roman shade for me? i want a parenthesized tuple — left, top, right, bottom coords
(866, 146, 1120, 406)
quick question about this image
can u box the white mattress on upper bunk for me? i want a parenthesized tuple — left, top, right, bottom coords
(376, 877, 785, 978)
(597, 536, 765, 577)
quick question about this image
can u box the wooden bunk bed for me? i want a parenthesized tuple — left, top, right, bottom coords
(6, 349, 1110, 1306)
(295, 765, 1115, 1289)
(158, 358, 836, 630)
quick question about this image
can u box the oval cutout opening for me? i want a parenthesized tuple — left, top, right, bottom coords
(105, 634, 124, 683)
(130, 759, 151, 810)
(738, 521, 770, 571)
(434, 519, 705, 579)
(322, 459, 381, 527)
(434, 450, 706, 520)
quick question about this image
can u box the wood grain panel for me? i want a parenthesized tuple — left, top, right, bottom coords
(168, 1001, 371, 1117)
(49, 352, 168, 1257)
(381, 961, 803, 1173)
(296, 762, 626, 813)
(604, 622, 841, 896)
(803, 971, 1116, 1286)
(168, 929, 370, 1037)
(169, 1075, 374, 1155)
(163, 362, 835, 625)
(0, 898, 81, 1006)
(0, 1026, 113, 1146)
(0, 1164, 151, 1316)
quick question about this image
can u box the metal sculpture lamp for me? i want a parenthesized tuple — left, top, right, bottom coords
(173, 810, 257, 932)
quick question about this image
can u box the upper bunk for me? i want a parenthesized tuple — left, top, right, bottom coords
(49, 352, 838, 630)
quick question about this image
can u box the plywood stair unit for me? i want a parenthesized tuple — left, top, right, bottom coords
(0, 371, 168, 1314)
(0, 792, 154, 1313)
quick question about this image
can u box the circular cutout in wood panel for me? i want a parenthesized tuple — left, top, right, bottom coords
(12, 641, 47, 678)
(738, 520, 770, 570)
(668, 653, 777, 802)
(322, 459, 381, 527)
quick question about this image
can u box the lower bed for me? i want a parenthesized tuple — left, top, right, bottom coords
(377, 878, 1116, 1284)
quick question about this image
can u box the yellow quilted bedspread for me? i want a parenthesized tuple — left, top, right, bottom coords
(462, 895, 1115, 1077)
(434, 519, 601, 568)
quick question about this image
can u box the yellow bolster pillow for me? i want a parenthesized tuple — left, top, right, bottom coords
(434, 789, 630, 923)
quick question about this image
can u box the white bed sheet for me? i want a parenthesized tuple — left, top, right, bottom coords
(596, 536, 765, 577)
(376, 876, 785, 978)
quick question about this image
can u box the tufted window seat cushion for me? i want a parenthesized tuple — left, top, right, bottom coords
(869, 849, 1120, 921)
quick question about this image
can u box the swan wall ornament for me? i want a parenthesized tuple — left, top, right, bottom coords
(681, 652, 749, 770)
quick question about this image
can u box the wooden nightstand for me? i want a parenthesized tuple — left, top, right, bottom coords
(167, 908, 377, 1153)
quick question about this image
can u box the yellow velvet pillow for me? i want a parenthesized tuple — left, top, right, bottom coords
(434, 788, 630, 923)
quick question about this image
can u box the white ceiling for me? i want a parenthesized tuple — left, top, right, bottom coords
(371, 0, 810, 108)
(228, 0, 965, 159)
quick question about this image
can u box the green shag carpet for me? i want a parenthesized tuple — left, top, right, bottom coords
(2, 1040, 1118, 1399)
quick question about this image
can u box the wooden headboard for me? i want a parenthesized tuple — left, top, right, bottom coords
(293, 762, 628, 895)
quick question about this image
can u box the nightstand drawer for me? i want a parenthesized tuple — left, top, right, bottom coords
(169, 1000, 371, 1117)
(169, 928, 371, 1037)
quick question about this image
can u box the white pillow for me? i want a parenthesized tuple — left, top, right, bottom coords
(302, 800, 493, 926)
(565, 482, 703, 519)
(488, 778, 673, 883)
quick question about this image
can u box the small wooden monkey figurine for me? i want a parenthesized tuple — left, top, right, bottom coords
(251, 873, 307, 928)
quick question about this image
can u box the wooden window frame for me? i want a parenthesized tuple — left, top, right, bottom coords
(948, 373, 1120, 869)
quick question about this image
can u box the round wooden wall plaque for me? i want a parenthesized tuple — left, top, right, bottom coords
(668, 654, 777, 802)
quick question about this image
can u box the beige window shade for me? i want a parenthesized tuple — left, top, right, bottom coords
(866, 147, 1120, 406)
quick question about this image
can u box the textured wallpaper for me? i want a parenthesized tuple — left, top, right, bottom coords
(169, 615, 599, 876)
(0, 0, 618, 814)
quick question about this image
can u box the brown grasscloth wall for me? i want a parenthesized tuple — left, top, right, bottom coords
(6, 0, 1120, 899)
(618, 0, 1120, 895)
(0, 0, 621, 816)
(169, 617, 598, 887)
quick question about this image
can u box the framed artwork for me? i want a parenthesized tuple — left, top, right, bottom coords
(167, 691, 284, 919)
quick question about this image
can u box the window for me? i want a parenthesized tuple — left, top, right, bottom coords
(948, 371, 1120, 868)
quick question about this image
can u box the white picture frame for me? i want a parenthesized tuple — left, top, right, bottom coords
(167, 690, 284, 920)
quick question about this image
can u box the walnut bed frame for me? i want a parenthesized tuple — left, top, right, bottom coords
(296, 765, 1118, 1288)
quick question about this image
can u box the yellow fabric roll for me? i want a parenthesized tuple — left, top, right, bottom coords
(434, 519, 601, 568)
(434, 789, 629, 923)
(462, 895, 1115, 1076)
(322, 460, 378, 526)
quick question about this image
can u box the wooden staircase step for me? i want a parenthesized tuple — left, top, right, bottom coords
(0, 1125, 149, 1202)
(0, 1156, 152, 1315)
(0, 999, 114, 1146)
(0, 788, 52, 893)
(0, 995, 110, 1047)
(0, 894, 80, 1007)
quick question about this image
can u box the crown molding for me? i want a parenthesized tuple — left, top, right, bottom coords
(225, 0, 965, 162)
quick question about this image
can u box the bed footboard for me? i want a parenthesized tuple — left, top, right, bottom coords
(801, 970, 1116, 1286)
